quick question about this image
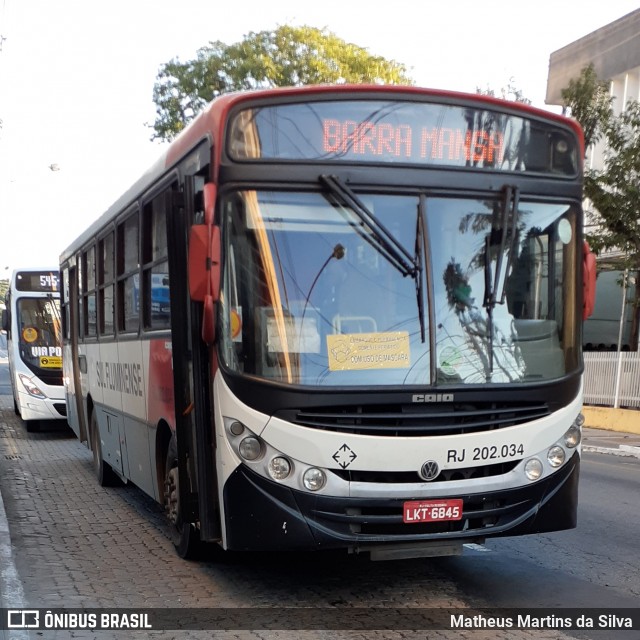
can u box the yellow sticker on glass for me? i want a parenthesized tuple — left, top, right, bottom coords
(22, 327, 38, 343)
(39, 355, 62, 369)
(327, 332, 410, 371)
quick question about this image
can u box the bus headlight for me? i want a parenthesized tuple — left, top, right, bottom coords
(18, 374, 46, 399)
(547, 446, 566, 468)
(268, 456, 292, 480)
(303, 467, 326, 491)
(564, 425, 581, 448)
(239, 436, 263, 461)
(524, 458, 543, 481)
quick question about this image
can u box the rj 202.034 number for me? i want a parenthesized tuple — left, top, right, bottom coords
(446, 443, 524, 463)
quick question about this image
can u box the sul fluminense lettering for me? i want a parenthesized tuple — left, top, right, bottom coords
(323, 119, 504, 163)
(96, 361, 143, 397)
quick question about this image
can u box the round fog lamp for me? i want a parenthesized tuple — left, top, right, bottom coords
(547, 445, 566, 468)
(564, 425, 581, 448)
(303, 467, 326, 491)
(229, 421, 245, 436)
(239, 436, 262, 461)
(268, 456, 292, 480)
(524, 458, 543, 481)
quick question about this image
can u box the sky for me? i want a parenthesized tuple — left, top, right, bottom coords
(1, 0, 639, 275)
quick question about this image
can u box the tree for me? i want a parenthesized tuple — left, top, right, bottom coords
(561, 65, 640, 349)
(476, 78, 531, 105)
(586, 102, 640, 348)
(151, 25, 414, 141)
(0, 278, 7, 303)
(561, 64, 613, 149)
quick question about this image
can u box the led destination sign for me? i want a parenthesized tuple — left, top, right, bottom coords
(322, 119, 504, 164)
(15, 271, 60, 292)
(229, 100, 578, 175)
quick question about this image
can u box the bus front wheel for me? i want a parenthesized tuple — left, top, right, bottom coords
(164, 438, 200, 559)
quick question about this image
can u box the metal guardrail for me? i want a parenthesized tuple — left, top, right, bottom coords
(584, 352, 640, 409)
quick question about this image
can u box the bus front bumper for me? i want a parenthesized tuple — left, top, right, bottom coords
(222, 451, 579, 552)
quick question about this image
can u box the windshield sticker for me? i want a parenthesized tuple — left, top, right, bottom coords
(266, 315, 321, 353)
(39, 355, 62, 369)
(22, 327, 38, 343)
(327, 332, 410, 371)
(438, 346, 463, 376)
(230, 308, 243, 342)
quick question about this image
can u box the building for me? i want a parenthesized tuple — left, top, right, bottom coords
(546, 9, 640, 116)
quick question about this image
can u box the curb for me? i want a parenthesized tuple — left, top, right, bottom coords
(582, 406, 640, 435)
(582, 444, 640, 458)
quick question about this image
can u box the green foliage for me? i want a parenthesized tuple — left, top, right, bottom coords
(151, 25, 414, 141)
(561, 64, 613, 149)
(586, 101, 640, 265)
(562, 65, 640, 347)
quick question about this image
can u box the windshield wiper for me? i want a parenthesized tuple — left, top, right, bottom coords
(415, 198, 427, 343)
(319, 174, 426, 342)
(483, 185, 520, 376)
(320, 175, 418, 279)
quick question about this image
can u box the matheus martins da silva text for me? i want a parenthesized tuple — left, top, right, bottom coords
(450, 613, 634, 630)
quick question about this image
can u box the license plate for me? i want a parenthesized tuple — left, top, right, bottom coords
(403, 499, 463, 523)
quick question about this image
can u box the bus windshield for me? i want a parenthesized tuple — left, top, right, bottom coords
(17, 297, 62, 374)
(220, 190, 579, 387)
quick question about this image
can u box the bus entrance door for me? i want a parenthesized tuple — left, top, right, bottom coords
(67, 264, 89, 444)
(167, 177, 221, 546)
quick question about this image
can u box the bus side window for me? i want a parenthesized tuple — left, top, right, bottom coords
(117, 210, 140, 333)
(82, 245, 97, 337)
(98, 232, 115, 336)
(142, 189, 172, 330)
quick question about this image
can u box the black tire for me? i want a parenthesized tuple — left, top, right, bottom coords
(25, 420, 40, 433)
(90, 410, 119, 487)
(13, 397, 20, 416)
(164, 437, 200, 559)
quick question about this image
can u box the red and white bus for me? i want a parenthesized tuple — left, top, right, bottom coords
(3, 269, 66, 431)
(60, 85, 595, 559)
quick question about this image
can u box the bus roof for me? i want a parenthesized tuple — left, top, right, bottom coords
(60, 84, 583, 264)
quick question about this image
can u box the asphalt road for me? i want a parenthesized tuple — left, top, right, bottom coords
(434, 451, 640, 607)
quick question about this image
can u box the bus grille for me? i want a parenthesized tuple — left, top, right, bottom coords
(277, 401, 550, 437)
(309, 492, 524, 536)
(330, 460, 520, 484)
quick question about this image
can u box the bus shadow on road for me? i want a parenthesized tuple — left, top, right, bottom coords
(20, 419, 77, 439)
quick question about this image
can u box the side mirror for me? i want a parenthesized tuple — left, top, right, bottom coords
(1, 309, 8, 332)
(582, 241, 596, 320)
(203, 183, 216, 226)
(188, 224, 221, 303)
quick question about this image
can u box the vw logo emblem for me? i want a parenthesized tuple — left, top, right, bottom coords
(420, 460, 439, 481)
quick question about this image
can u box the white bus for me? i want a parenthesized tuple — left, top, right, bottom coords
(60, 86, 595, 560)
(2, 269, 66, 431)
